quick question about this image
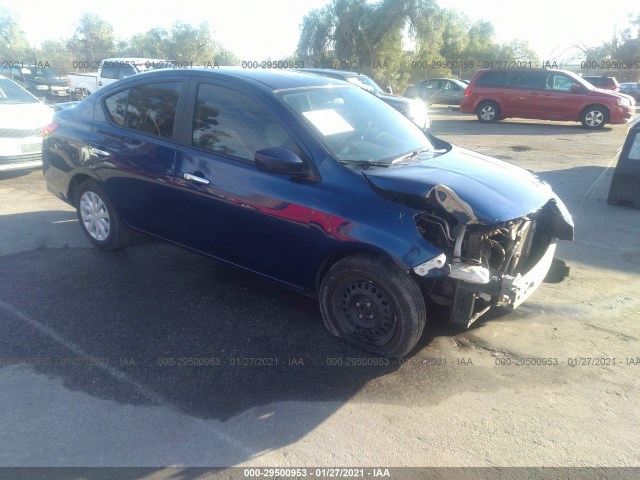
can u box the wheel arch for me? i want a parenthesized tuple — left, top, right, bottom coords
(315, 246, 408, 294)
(580, 103, 610, 121)
(67, 173, 97, 204)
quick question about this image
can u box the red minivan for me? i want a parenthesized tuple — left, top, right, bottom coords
(460, 68, 635, 129)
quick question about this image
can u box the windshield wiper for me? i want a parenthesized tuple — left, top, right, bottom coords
(340, 159, 391, 169)
(391, 147, 446, 165)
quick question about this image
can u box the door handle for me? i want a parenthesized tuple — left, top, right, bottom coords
(98, 81, 103, 86)
(90, 147, 110, 158)
(183, 172, 210, 185)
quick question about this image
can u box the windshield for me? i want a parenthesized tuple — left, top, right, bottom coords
(0, 78, 39, 103)
(346, 75, 383, 94)
(278, 86, 433, 167)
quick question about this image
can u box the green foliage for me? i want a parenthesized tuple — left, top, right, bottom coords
(0, 8, 32, 59)
(0, 8, 237, 74)
(67, 13, 116, 62)
(295, 0, 544, 92)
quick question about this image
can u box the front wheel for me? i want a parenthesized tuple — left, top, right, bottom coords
(477, 101, 500, 122)
(76, 180, 130, 250)
(319, 254, 427, 358)
(580, 106, 608, 129)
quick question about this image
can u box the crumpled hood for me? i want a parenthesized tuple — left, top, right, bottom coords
(364, 146, 573, 230)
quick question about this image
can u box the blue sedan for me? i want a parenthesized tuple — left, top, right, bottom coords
(43, 68, 573, 357)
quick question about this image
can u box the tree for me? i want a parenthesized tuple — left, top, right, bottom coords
(39, 40, 74, 73)
(67, 13, 115, 62)
(0, 8, 32, 59)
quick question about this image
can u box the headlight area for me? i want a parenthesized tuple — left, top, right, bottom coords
(412, 208, 570, 328)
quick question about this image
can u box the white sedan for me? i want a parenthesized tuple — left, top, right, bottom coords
(0, 76, 54, 172)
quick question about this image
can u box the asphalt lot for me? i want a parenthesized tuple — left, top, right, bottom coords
(0, 108, 639, 469)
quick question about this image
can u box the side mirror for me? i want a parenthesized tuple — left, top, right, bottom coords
(255, 146, 308, 177)
(570, 84, 581, 94)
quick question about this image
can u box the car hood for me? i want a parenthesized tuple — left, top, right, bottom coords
(375, 92, 418, 109)
(32, 78, 68, 87)
(363, 146, 573, 235)
(0, 103, 54, 129)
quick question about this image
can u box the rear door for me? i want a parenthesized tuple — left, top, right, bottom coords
(441, 80, 464, 104)
(171, 80, 315, 287)
(92, 78, 187, 237)
(503, 71, 549, 118)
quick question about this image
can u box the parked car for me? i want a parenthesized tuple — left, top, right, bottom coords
(298, 68, 431, 130)
(0, 76, 53, 172)
(68, 58, 172, 100)
(0, 64, 70, 102)
(460, 68, 635, 128)
(582, 75, 620, 92)
(620, 82, 640, 101)
(404, 78, 467, 105)
(43, 68, 573, 357)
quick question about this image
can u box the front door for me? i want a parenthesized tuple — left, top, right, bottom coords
(172, 81, 315, 287)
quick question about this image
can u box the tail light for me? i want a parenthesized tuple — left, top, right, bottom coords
(42, 122, 59, 138)
(464, 87, 471, 97)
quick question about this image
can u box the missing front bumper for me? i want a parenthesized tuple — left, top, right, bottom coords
(450, 239, 563, 328)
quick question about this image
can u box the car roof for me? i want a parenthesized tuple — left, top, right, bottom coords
(297, 68, 361, 78)
(103, 57, 169, 64)
(422, 77, 467, 84)
(128, 67, 347, 91)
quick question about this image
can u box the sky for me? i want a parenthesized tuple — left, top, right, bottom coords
(2, 0, 638, 62)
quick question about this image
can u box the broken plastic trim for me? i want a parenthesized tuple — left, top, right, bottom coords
(413, 253, 447, 276)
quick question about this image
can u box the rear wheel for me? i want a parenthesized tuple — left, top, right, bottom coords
(319, 254, 427, 358)
(76, 180, 130, 250)
(580, 106, 608, 129)
(476, 101, 500, 122)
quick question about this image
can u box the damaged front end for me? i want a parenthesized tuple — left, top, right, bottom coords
(363, 145, 574, 328)
(413, 188, 574, 328)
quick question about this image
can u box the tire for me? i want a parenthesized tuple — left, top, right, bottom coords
(476, 101, 500, 122)
(75, 180, 130, 250)
(319, 254, 427, 358)
(580, 105, 608, 129)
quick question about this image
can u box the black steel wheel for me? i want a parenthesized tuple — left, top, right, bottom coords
(319, 254, 427, 358)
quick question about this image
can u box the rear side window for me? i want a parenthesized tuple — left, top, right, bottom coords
(192, 83, 295, 162)
(475, 71, 505, 87)
(103, 82, 181, 138)
(101, 67, 118, 80)
(504, 71, 547, 89)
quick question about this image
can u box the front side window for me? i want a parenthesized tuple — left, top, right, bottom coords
(546, 74, 574, 92)
(103, 82, 181, 138)
(192, 83, 295, 162)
